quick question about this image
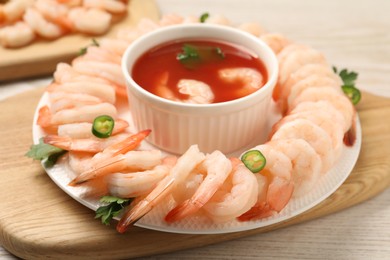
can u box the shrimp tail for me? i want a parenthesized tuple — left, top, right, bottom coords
(108, 129, 151, 156)
(237, 202, 274, 221)
(267, 177, 294, 212)
(343, 116, 357, 146)
(37, 106, 58, 133)
(68, 156, 126, 186)
(164, 199, 203, 223)
(44, 135, 101, 152)
(116, 178, 175, 233)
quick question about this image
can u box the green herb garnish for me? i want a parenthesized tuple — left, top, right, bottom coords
(95, 196, 132, 226)
(241, 150, 266, 173)
(25, 137, 67, 167)
(79, 38, 100, 56)
(177, 44, 225, 69)
(333, 66, 361, 105)
(200, 12, 210, 23)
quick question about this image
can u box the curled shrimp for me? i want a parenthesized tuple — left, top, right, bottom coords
(82, 0, 127, 14)
(116, 145, 205, 233)
(108, 157, 177, 198)
(49, 92, 103, 113)
(165, 150, 232, 223)
(218, 67, 264, 97)
(177, 79, 215, 104)
(68, 7, 111, 35)
(0, 0, 34, 25)
(271, 118, 335, 173)
(68, 129, 153, 185)
(203, 158, 258, 223)
(238, 144, 294, 221)
(23, 7, 66, 39)
(0, 21, 35, 48)
(260, 33, 291, 54)
(57, 119, 129, 139)
(268, 139, 322, 198)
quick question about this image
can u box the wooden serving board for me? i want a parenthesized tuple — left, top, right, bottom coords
(0, 0, 160, 82)
(0, 88, 389, 259)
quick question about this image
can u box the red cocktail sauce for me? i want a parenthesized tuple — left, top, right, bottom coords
(132, 39, 267, 103)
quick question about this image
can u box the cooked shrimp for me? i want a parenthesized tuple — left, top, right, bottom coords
(278, 46, 327, 87)
(34, 0, 72, 31)
(159, 13, 184, 27)
(108, 157, 176, 198)
(72, 58, 125, 87)
(47, 81, 116, 104)
(23, 8, 66, 39)
(271, 101, 345, 159)
(70, 149, 162, 186)
(82, 46, 122, 64)
(177, 79, 215, 104)
(0, 21, 35, 48)
(271, 118, 334, 173)
(83, 0, 127, 14)
(98, 37, 130, 56)
(165, 150, 232, 222)
(68, 7, 111, 35)
(205, 14, 230, 26)
(116, 145, 205, 233)
(203, 159, 258, 222)
(218, 67, 264, 97)
(260, 33, 291, 54)
(290, 87, 355, 133)
(268, 139, 322, 197)
(44, 132, 131, 153)
(0, 0, 34, 25)
(57, 119, 129, 138)
(237, 22, 265, 37)
(238, 144, 294, 221)
(49, 92, 103, 113)
(37, 103, 117, 130)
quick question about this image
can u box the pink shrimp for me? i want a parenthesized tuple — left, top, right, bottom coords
(0, 21, 35, 48)
(260, 33, 291, 54)
(165, 150, 232, 223)
(238, 144, 294, 221)
(116, 145, 205, 233)
(203, 158, 258, 223)
(218, 67, 264, 97)
(57, 119, 129, 138)
(23, 7, 66, 39)
(68, 7, 112, 35)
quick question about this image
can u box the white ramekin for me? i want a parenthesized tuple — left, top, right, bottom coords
(122, 24, 278, 155)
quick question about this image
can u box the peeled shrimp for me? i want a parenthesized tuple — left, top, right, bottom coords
(68, 7, 111, 35)
(271, 101, 345, 159)
(108, 157, 176, 198)
(83, 0, 127, 14)
(44, 132, 132, 153)
(23, 8, 65, 39)
(0, 21, 35, 48)
(260, 33, 291, 54)
(38, 102, 117, 128)
(238, 144, 294, 221)
(177, 79, 215, 104)
(47, 81, 116, 104)
(116, 145, 205, 233)
(268, 139, 322, 197)
(49, 92, 103, 113)
(34, 0, 72, 30)
(165, 150, 232, 222)
(57, 119, 129, 139)
(82, 46, 122, 64)
(203, 159, 258, 222)
(0, 0, 34, 25)
(237, 22, 265, 37)
(218, 67, 264, 97)
(271, 118, 334, 173)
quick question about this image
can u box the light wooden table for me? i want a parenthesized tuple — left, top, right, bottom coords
(1, 0, 389, 259)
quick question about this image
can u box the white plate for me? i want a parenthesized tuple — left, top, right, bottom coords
(33, 91, 362, 234)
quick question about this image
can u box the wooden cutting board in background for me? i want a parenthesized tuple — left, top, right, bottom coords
(0, 88, 389, 259)
(0, 0, 160, 82)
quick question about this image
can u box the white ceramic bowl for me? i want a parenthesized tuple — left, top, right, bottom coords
(122, 24, 278, 155)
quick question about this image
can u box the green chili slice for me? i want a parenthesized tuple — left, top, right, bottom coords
(241, 150, 266, 173)
(92, 115, 115, 138)
(342, 85, 361, 105)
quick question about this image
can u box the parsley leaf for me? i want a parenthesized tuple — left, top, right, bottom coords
(79, 38, 100, 56)
(200, 12, 210, 23)
(25, 137, 67, 167)
(95, 196, 132, 226)
(177, 44, 225, 69)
